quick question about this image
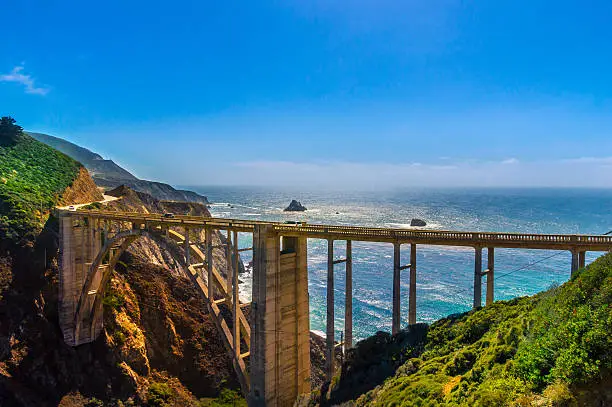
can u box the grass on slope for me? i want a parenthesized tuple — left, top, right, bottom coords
(349, 254, 611, 406)
(0, 126, 81, 241)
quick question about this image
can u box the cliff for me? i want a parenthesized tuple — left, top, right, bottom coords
(58, 167, 104, 207)
(28, 132, 209, 205)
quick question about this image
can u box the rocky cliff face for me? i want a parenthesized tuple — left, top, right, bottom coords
(57, 167, 104, 206)
(99, 254, 240, 404)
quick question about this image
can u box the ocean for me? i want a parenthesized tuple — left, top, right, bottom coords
(183, 186, 612, 341)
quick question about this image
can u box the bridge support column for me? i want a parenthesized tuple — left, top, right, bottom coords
(205, 227, 214, 299)
(59, 213, 78, 345)
(102, 220, 108, 244)
(326, 239, 335, 382)
(473, 247, 482, 309)
(232, 230, 240, 361)
(59, 214, 100, 346)
(392, 243, 401, 335)
(226, 230, 232, 302)
(250, 226, 311, 407)
(486, 248, 495, 306)
(579, 251, 586, 269)
(344, 240, 353, 351)
(391, 242, 401, 335)
(409, 244, 417, 325)
(184, 227, 190, 266)
(571, 249, 580, 276)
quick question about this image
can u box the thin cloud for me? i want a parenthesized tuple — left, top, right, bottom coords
(0, 65, 49, 95)
(221, 157, 612, 189)
(501, 158, 519, 164)
(563, 157, 612, 164)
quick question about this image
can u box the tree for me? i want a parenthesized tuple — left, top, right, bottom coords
(0, 116, 23, 145)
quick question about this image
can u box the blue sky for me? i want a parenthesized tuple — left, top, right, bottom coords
(2, 0, 612, 188)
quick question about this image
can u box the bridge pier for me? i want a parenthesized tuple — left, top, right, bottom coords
(392, 243, 401, 334)
(344, 240, 353, 352)
(571, 249, 580, 276)
(184, 227, 190, 265)
(59, 214, 104, 345)
(249, 225, 311, 407)
(409, 243, 417, 325)
(473, 247, 483, 308)
(225, 230, 232, 302)
(486, 248, 495, 306)
(326, 239, 335, 382)
(232, 230, 240, 361)
(570, 249, 587, 276)
(206, 227, 214, 299)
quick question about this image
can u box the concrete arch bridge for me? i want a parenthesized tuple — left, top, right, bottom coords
(57, 209, 612, 406)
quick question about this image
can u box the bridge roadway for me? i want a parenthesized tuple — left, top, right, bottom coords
(78, 209, 612, 251)
(60, 208, 612, 406)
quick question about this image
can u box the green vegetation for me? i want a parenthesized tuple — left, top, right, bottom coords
(83, 202, 103, 210)
(147, 382, 174, 406)
(103, 291, 127, 310)
(329, 254, 612, 406)
(199, 389, 247, 407)
(0, 117, 22, 146)
(146, 382, 246, 407)
(0, 116, 82, 241)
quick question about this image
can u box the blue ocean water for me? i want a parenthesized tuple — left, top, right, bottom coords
(184, 186, 612, 341)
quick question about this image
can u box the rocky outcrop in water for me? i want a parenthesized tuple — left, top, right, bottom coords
(284, 200, 307, 212)
(410, 218, 427, 227)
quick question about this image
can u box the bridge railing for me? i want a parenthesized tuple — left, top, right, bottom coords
(70, 209, 612, 249)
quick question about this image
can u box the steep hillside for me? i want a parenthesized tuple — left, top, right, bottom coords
(317, 254, 612, 406)
(29, 132, 209, 205)
(95, 177, 210, 205)
(0, 123, 102, 242)
(26, 132, 138, 181)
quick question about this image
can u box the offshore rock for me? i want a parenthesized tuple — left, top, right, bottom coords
(410, 218, 427, 227)
(284, 200, 307, 212)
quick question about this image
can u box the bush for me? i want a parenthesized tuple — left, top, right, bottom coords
(147, 382, 173, 407)
(103, 292, 126, 310)
(514, 255, 612, 389)
(199, 389, 247, 407)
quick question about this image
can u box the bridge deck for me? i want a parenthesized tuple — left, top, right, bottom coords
(69, 209, 612, 251)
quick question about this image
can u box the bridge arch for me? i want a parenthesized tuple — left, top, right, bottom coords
(73, 229, 185, 345)
(65, 220, 253, 395)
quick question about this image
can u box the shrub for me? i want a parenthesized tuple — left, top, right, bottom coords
(147, 382, 173, 407)
(199, 388, 247, 406)
(103, 292, 126, 310)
